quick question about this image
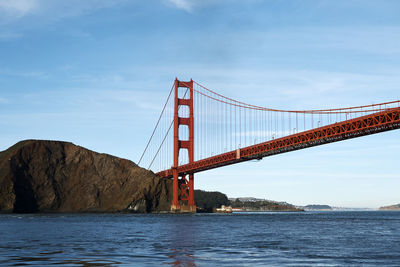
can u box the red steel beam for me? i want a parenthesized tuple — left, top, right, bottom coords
(157, 107, 400, 179)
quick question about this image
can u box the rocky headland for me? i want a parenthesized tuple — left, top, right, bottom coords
(0, 140, 172, 213)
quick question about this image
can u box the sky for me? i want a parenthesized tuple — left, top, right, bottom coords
(0, 0, 399, 208)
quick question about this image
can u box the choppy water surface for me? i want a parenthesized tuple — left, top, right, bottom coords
(0, 211, 399, 266)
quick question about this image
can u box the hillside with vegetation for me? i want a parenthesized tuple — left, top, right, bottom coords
(230, 198, 303, 212)
(195, 190, 229, 212)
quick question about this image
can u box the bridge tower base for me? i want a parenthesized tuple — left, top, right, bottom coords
(171, 79, 196, 213)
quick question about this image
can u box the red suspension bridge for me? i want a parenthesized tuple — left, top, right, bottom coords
(138, 79, 400, 212)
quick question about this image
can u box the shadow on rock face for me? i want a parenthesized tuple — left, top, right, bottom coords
(13, 167, 38, 213)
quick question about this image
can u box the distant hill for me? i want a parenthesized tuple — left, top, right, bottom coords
(195, 190, 229, 212)
(304, 205, 332, 211)
(379, 204, 400, 211)
(0, 140, 172, 213)
(228, 197, 265, 202)
(229, 198, 303, 212)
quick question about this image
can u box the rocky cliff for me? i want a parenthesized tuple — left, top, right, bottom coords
(0, 140, 172, 213)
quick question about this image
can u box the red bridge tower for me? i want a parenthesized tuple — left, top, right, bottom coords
(171, 79, 196, 212)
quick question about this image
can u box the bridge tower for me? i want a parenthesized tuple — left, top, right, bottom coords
(171, 78, 196, 212)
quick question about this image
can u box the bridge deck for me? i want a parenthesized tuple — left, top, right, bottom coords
(156, 107, 400, 178)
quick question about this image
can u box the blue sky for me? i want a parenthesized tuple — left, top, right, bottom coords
(1, 0, 399, 208)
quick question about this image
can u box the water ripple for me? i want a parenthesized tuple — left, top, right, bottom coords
(0, 212, 399, 266)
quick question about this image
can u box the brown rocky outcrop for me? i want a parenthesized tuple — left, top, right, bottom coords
(0, 140, 172, 213)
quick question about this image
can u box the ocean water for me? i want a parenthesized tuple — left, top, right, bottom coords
(0, 211, 399, 266)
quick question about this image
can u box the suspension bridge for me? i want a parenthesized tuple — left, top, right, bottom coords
(138, 79, 400, 212)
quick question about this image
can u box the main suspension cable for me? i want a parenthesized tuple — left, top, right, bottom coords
(147, 88, 189, 169)
(194, 81, 399, 114)
(138, 83, 174, 166)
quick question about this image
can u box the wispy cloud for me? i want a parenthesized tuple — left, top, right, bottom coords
(37, 0, 128, 22)
(0, 0, 128, 25)
(165, 0, 218, 13)
(167, 0, 194, 12)
(0, 0, 38, 18)
(0, 69, 49, 79)
(0, 97, 9, 104)
(143, 64, 400, 110)
(0, 31, 21, 41)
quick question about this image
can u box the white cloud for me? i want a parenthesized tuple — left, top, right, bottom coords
(0, 0, 38, 18)
(0, 0, 129, 25)
(167, 0, 194, 12)
(0, 31, 21, 40)
(165, 0, 218, 12)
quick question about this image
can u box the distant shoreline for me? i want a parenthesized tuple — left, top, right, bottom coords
(379, 204, 400, 211)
